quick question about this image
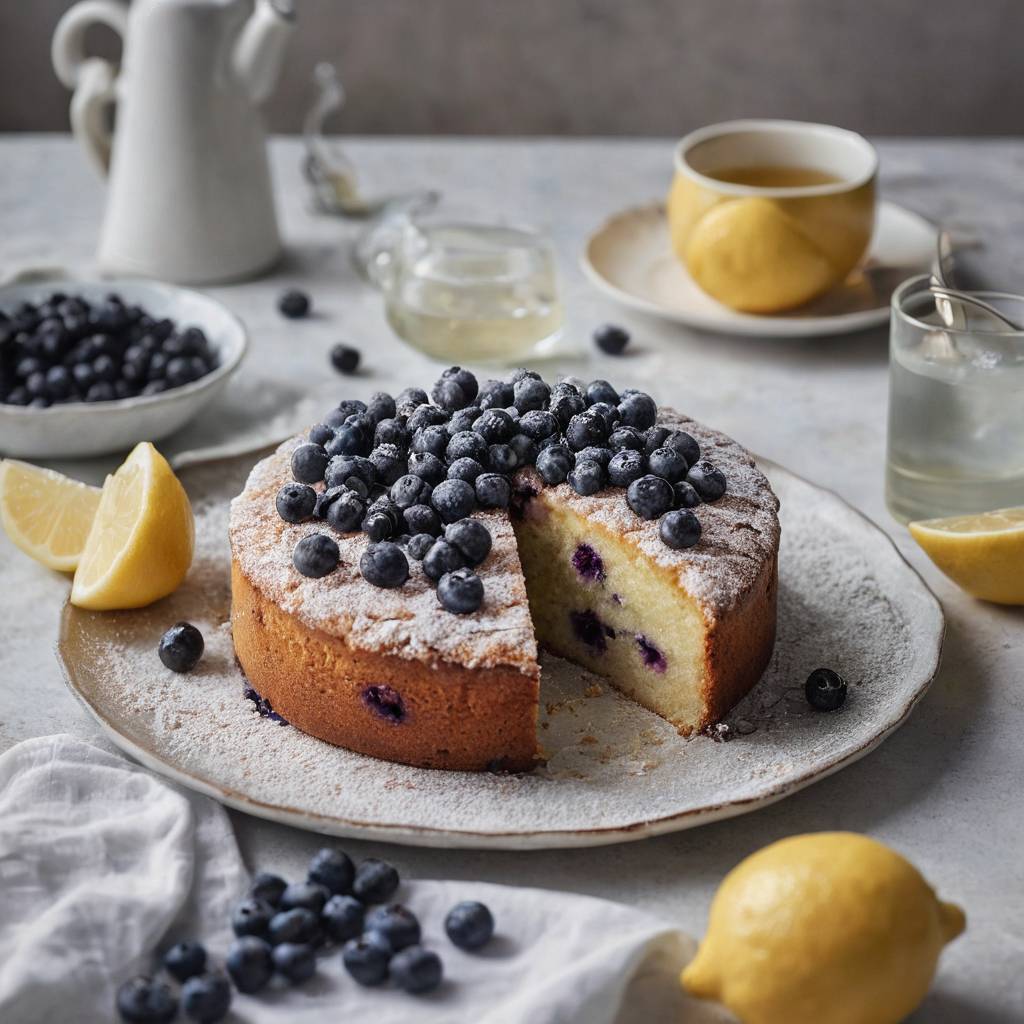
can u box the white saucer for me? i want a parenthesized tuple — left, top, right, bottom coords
(581, 200, 934, 338)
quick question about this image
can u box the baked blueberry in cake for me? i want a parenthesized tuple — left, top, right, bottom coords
(229, 369, 780, 772)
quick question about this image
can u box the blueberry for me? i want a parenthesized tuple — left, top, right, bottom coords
(475, 472, 512, 509)
(444, 365, 479, 401)
(518, 409, 559, 440)
(45, 365, 72, 400)
(326, 423, 368, 457)
(511, 367, 542, 384)
(512, 376, 550, 413)
(323, 488, 366, 533)
(293, 533, 340, 578)
(369, 443, 408, 486)
(550, 390, 586, 428)
(408, 451, 447, 487)
(659, 509, 702, 549)
(618, 392, 657, 430)
(180, 973, 230, 1023)
(445, 519, 492, 566)
(626, 475, 674, 519)
(447, 429, 489, 464)
(403, 503, 442, 536)
(431, 477, 475, 523)
(805, 668, 848, 712)
(407, 403, 449, 433)
(325, 453, 375, 489)
(327, 343, 360, 374)
(593, 323, 630, 355)
(673, 480, 702, 508)
(411, 424, 449, 459)
(406, 533, 436, 560)
(321, 894, 365, 942)
(648, 445, 689, 483)
(568, 460, 605, 496)
(276, 482, 317, 523)
(291, 443, 329, 484)
(586, 379, 620, 406)
(281, 880, 331, 914)
(250, 872, 287, 907)
(608, 449, 646, 487)
(566, 411, 609, 451)
(272, 942, 317, 984)
(163, 941, 207, 982)
(86, 381, 115, 402)
(444, 900, 495, 950)
(116, 976, 178, 1024)
(395, 386, 429, 415)
(485, 443, 517, 475)
(342, 933, 392, 986)
(476, 379, 514, 409)
(390, 945, 443, 994)
(473, 407, 516, 444)
(360, 542, 410, 588)
(422, 539, 467, 581)
(362, 497, 401, 542)
(390, 473, 433, 509)
(587, 402, 621, 434)
(352, 858, 400, 904)
(665, 429, 701, 466)
(25, 370, 47, 397)
(232, 896, 275, 937)
(364, 904, 421, 952)
(373, 418, 409, 450)
(437, 567, 484, 614)
(642, 426, 670, 454)
(575, 445, 612, 468)
(366, 390, 397, 422)
(507, 435, 536, 469)
(267, 907, 321, 946)
(278, 290, 310, 318)
(447, 456, 485, 482)
(431, 376, 468, 411)
(686, 459, 727, 502)
(535, 444, 574, 485)
(226, 936, 273, 994)
(158, 622, 204, 673)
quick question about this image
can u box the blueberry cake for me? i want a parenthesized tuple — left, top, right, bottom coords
(229, 369, 779, 771)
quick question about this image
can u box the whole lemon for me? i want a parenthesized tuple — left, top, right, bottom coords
(681, 832, 965, 1024)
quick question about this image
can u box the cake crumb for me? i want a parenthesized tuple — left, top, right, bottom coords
(579, 734, 598, 745)
(584, 683, 603, 698)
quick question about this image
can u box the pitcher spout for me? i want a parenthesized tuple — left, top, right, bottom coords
(233, 0, 295, 105)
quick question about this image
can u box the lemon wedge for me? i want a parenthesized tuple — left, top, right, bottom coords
(70, 442, 194, 610)
(909, 507, 1024, 605)
(0, 459, 102, 572)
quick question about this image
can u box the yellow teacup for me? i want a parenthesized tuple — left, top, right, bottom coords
(667, 120, 877, 313)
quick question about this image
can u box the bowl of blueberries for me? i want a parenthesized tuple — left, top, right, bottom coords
(0, 279, 247, 458)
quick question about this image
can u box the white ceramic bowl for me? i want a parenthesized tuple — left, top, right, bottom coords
(0, 279, 247, 459)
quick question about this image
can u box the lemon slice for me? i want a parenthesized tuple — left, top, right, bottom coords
(71, 442, 194, 610)
(0, 459, 102, 572)
(909, 507, 1024, 605)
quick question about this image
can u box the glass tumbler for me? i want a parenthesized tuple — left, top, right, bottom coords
(885, 275, 1024, 523)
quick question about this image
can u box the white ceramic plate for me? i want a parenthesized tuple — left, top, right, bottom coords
(581, 200, 934, 338)
(0, 279, 247, 458)
(58, 454, 943, 850)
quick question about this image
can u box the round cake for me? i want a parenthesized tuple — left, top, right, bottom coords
(229, 372, 780, 772)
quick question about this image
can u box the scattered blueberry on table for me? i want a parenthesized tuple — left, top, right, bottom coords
(116, 976, 178, 1024)
(805, 668, 848, 711)
(163, 941, 207, 982)
(342, 933, 392, 987)
(593, 323, 630, 355)
(271, 942, 317, 985)
(390, 945, 443, 994)
(180, 972, 231, 1023)
(225, 936, 274, 993)
(330, 343, 362, 375)
(158, 622, 205, 674)
(445, 900, 495, 950)
(277, 289, 311, 319)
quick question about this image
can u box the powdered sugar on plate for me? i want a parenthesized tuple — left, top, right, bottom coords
(57, 455, 943, 850)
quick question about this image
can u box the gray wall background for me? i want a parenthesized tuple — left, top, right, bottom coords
(2, 0, 1022, 136)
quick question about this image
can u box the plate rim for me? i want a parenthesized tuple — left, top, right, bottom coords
(580, 199, 934, 338)
(56, 459, 945, 850)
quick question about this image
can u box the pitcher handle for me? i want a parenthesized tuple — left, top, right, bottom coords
(51, 0, 129, 177)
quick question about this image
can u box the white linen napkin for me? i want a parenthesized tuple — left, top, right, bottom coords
(0, 735, 729, 1024)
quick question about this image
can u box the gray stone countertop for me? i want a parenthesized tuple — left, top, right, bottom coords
(1, 136, 1022, 1022)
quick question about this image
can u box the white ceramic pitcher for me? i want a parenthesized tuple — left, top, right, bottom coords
(52, 0, 295, 284)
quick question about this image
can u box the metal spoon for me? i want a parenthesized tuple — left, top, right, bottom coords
(930, 230, 1018, 330)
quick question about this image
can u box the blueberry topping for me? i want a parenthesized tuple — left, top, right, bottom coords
(362, 684, 406, 723)
(805, 668, 848, 711)
(647, 445, 689, 483)
(686, 459, 727, 502)
(293, 533, 340, 578)
(364, 904, 422, 952)
(636, 634, 667, 673)
(321, 894, 365, 942)
(475, 472, 512, 509)
(550, 389, 586, 428)
(568, 460, 605, 496)
(422, 538, 467, 581)
(518, 408, 559, 439)
(673, 480, 702, 509)
(445, 518, 492, 566)
(447, 456, 485, 482)
(323, 488, 366, 533)
(586, 379, 620, 406)
(352, 858, 400, 904)
(362, 496, 402, 541)
(226, 936, 273, 994)
(607, 449, 646, 487)
(407, 403, 450, 433)
(477, 378, 515, 409)
(447, 429, 489, 464)
(278, 290, 310, 318)
(163, 941, 207, 982)
(180, 973, 231, 1023)
(574, 445, 612, 468)
(291, 443, 329, 484)
(411, 423, 449, 458)
(402, 503, 442, 536)
(618, 392, 657, 430)
(366, 390, 396, 422)
(473, 407, 516, 444)
(593, 323, 630, 355)
(276, 482, 317, 523)
(390, 473, 433, 509)
(405, 532, 436, 560)
(368, 443, 408, 486)
(267, 907, 321, 946)
(431, 375, 469, 411)
(360, 541, 410, 588)
(390, 945, 443, 994)
(396, 386, 429, 414)
(309, 421, 335, 446)
(272, 942, 317, 984)
(512, 375, 551, 413)
(407, 451, 447, 487)
(508, 432, 538, 467)
(659, 509, 702, 549)
(587, 401, 621, 433)
(232, 896, 274, 938)
(535, 444, 575, 485)
(571, 543, 605, 582)
(431, 477, 476, 523)
(487, 443, 518, 474)
(570, 609, 609, 652)
(342, 933, 392, 986)
(116, 976, 178, 1024)
(665, 429, 701, 465)
(374, 417, 410, 449)
(250, 872, 287, 907)
(437, 568, 484, 614)
(326, 424, 367, 457)
(566, 411, 609, 451)
(626, 475, 674, 519)
(158, 622, 204, 673)
(444, 900, 495, 950)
